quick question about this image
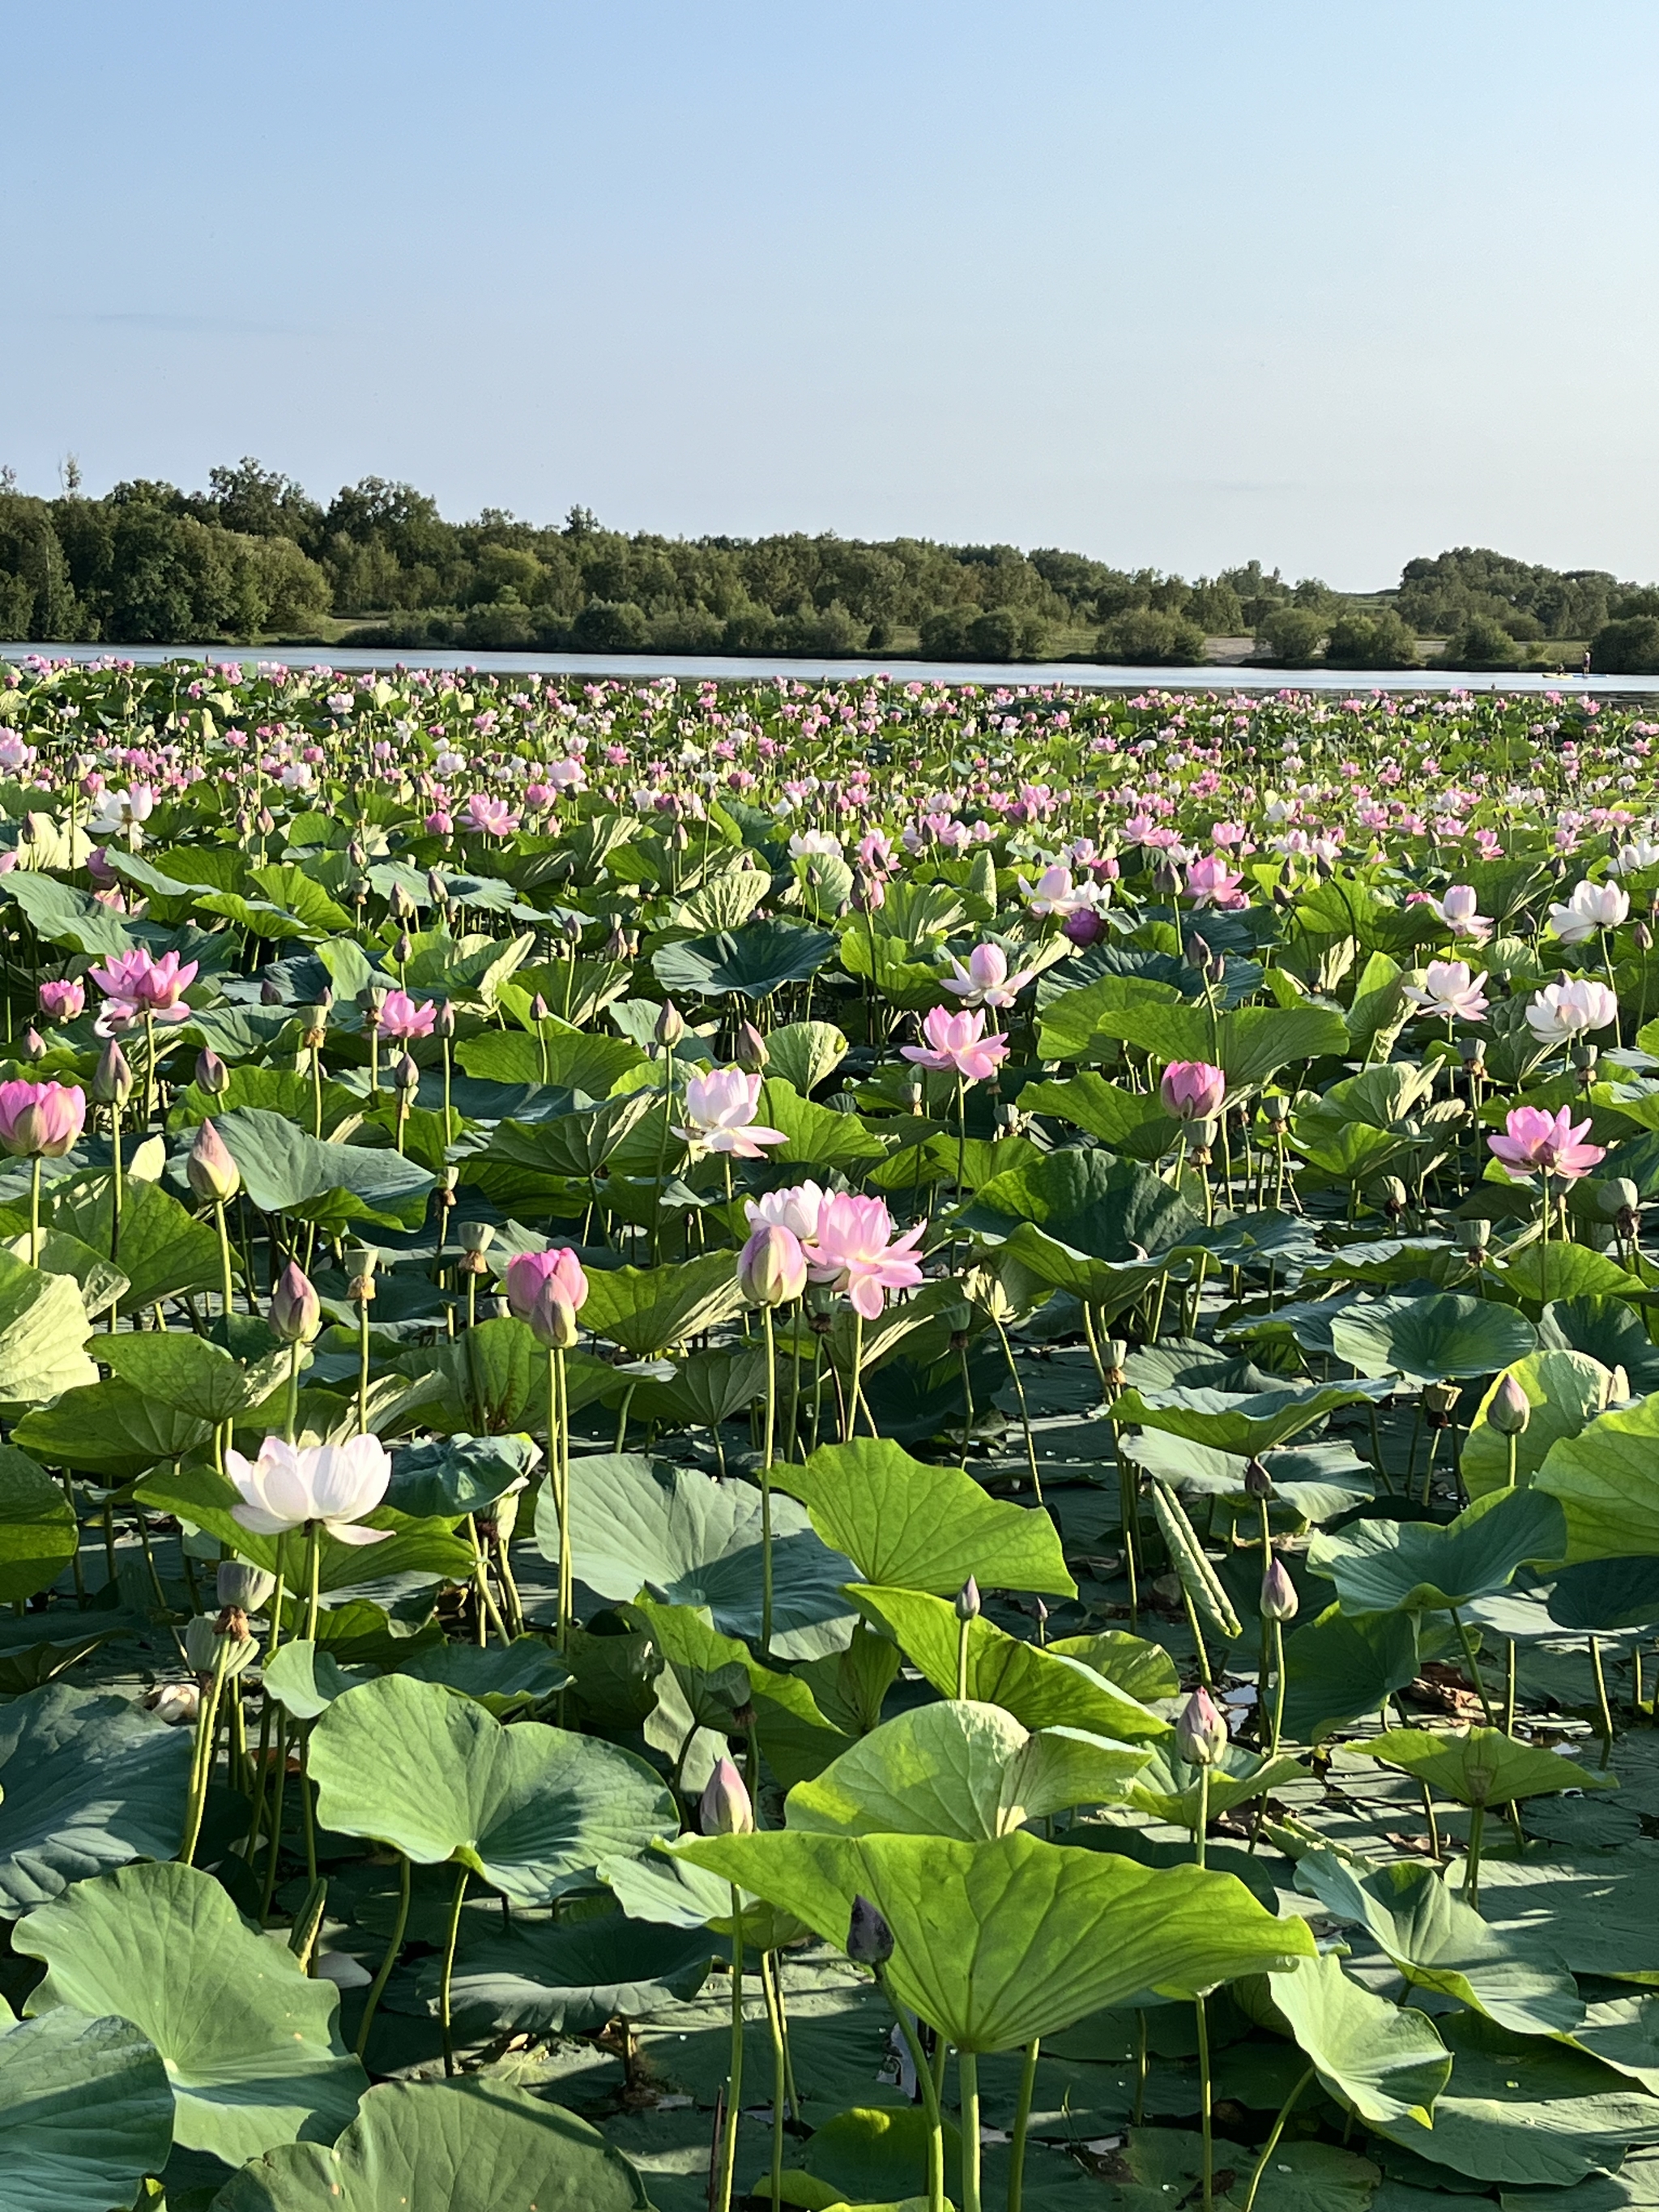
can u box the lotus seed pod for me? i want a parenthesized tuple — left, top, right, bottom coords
(458, 1221, 496, 1255)
(699, 1754, 755, 1837)
(1175, 1686, 1228, 1767)
(1487, 1373, 1531, 1436)
(217, 1560, 275, 1612)
(847, 1894, 895, 1967)
(1260, 1557, 1299, 1623)
(1456, 1216, 1491, 1252)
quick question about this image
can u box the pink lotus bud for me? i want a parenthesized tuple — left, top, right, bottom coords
(847, 1894, 894, 1966)
(527, 1281, 580, 1350)
(699, 1754, 754, 1835)
(92, 1042, 133, 1107)
(187, 1117, 241, 1204)
(1175, 1686, 1228, 1767)
(1160, 1061, 1227, 1123)
(505, 1246, 589, 1321)
(738, 1223, 807, 1308)
(269, 1260, 320, 1344)
(954, 1577, 981, 1622)
(1260, 1558, 1299, 1623)
(195, 1046, 230, 1096)
(1488, 1373, 1531, 1436)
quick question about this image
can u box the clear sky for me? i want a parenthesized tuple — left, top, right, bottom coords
(6, 1, 1658, 589)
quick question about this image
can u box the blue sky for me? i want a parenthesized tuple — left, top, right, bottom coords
(6, 0, 1658, 587)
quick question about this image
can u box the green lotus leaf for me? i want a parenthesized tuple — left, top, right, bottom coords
(850, 1585, 1169, 1741)
(261, 1639, 376, 1721)
(579, 1253, 749, 1355)
(761, 1019, 847, 1095)
(651, 918, 834, 999)
(411, 1910, 712, 2036)
(0, 1446, 78, 1605)
(309, 1674, 676, 1905)
(785, 1700, 1149, 1841)
(1370, 1724, 1617, 1809)
(758, 1080, 886, 1167)
(207, 2078, 651, 2212)
(1279, 1605, 1422, 1741)
(49, 1174, 225, 1308)
(0, 1247, 100, 1405)
(1295, 1850, 1583, 2035)
(15, 1377, 213, 1481)
(1503, 1242, 1646, 1308)
(98, 1328, 268, 1426)
(773, 1438, 1074, 1599)
(1126, 1740, 1305, 1829)
(1113, 1377, 1390, 1458)
(1375, 2010, 1659, 2188)
(1330, 1291, 1538, 1383)
(1043, 1629, 1181, 1703)
(1540, 1294, 1659, 1395)
(0, 1684, 193, 1916)
(0, 2006, 174, 2212)
(1475, 1854, 1659, 1984)
(1019, 1071, 1180, 1160)
(384, 1432, 539, 1518)
(1265, 1947, 1450, 2129)
(1463, 1350, 1611, 1498)
(397, 1635, 573, 1717)
(1307, 1485, 1567, 1611)
(1547, 1557, 1659, 1631)
(535, 1451, 858, 1659)
(15, 1860, 367, 2167)
(213, 1107, 435, 1230)
(673, 1826, 1316, 2052)
(626, 1596, 848, 1791)
(962, 1145, 1200, 1259)
(1537, 1394, 1659, 1560)
(21, 1226, 127, 1319)
(780, 2103, 966, 2209)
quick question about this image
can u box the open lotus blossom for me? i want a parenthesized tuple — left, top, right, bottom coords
(462, 792, 520, 837)
(37, 978, 84, 1022)
(1017, 863, 1102, 919)
(505, 1244, 589, 1320)
(376, 988, 437, 1043)
(1610, 837, 1659, 876)
(1547, 878, 1630, 944)
(0, 1079, 85, 1158)
(673, 1066, 787, 1157)
(1525, 977, 1619, 1043)
(940, 942, 1041, 1009)
(803, 1191, 926, 1320)
(87, 784, 155, 842)
(225, 1434, 393, 1545)
(1160, 1060, 1226, 1123)
(744, 1179, 828, 1242)
(1488, 1104, 1606, 1182)
(901, 1005, 1009, 1085)
(87, 947, 198, 1036)
(1427, 884, 1491, 941)
(1401, 959, 1490, 1022)
(1184, 854, 1246, 909)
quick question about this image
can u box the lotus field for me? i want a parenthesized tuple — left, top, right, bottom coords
(9, 659, 1659, 2212)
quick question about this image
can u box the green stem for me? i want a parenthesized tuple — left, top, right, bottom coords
(1195, 1764, 1209, 1867)
(714, 1883, 745, 2212)
(1239, 2068, 1316, 2212)
(355, 1852, 411, 2060)
(553, 1346, 571, 1656)
(957, 1610, 971, 1701)
(1461, 1803, 1486, 1906)
(876, 1967, 946, 2212)
(440, 1865, 471, 2078)
(1591, 1634, 1615, 1768)
(284, 1340, 301, 1446)
(1269, 1619, 1286, 1761)
(764, 1950, 787, 2211)
(958, 2047, 982, 2212)
(214, 1198, 235, 1320)
(302, 1521, 322, 1645)
(28, 1153, 41, 1267)
(1452, 1609, 1496, 1727)
(179, 1641, 231, 1866)
(1196, 1990, 1214, 2212)
(1008, 2037, 1040, 2212)
(761, 1305, 777, 1657)
(994, 1317, 1043, 1505)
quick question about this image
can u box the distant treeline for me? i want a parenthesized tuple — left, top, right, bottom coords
(3, 458, 1659, 671)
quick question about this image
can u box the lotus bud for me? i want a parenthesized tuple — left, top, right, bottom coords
(427, 868, 449, 906)
(259, 976, 284, 1006)
(654, 999, 686, 1051)
(699, 1754, 754, 1836)
(92, 1039, 134, 1107)
(562, 913, 584, 947)
(1175, 1686, 1228, 1767)
(532, 993, 552, 1024)
(187, 1116, 241, 1204)
(1260, 1557, 1299, 1623)
(388, 882, 415, 921)
(20, 1026, 44, 1063)
(394, 931, 413, 967)
(734, 1021, 769, 1075)
(1637, 920, 1654, 954)
(269, 1259, 320, 1344)
(1456, 1216, 1491, 1252)
(527, 1281, 580, 1350)
(847, 1894, 895, 1967)
(256, 806, 275, 837)
(954, 1577, 982, 1622)
(738, 1223, 807, 1309)
(217, 1559, 275, 1612)
(604, 921, 629, 960)
(392, 1051, 420, 1095)
(433, 999, 455, 1041)
(195, 1046, 230, 1096)
(1488, 1373, 1532, 1435)
(1243, 1458, 1274, 1498)
(1183, 931, 1212, 973)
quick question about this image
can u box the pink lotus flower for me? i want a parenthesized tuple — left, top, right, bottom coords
(87, 948, 198, 1037)
(941, 943, 1040, 1010)
(425, 810, 454, 835)
(1427, 884, 1491, 941)
(38, 979, 84, 1023)
(901, 1006, 1009, 1085)
(1488, 1105, 1606, 1182)
(744, 1180, 828, 1241)
(1401, 960, 1489, 1023)
(463, 793, 520, 837)
(225, 1434, 392, 1545)
(1184, 855, 1246, 908)
(672, 1066, 787, 1157)
(376, 989, 437, 1043)
(804, 1192, 926, 1320)
(1526, 978, 1618, 1044)
(1160, 1060, 1226, 1123)
(505, 1244, 589, 1321)
(1018, 863, 1098, 919)
(738, 1221, 808, 1306)
(0, 1079, 86, 1157)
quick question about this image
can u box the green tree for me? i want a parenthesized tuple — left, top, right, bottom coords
(1590, 616, 1659, 674)
(1256, 604, 1328, 663)
(1324, 608, 1420, 667)
(1095, 607, 1206, 665)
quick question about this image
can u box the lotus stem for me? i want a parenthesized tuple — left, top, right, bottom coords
(713, 1884, 745, 2212)
(214, 1197, 236, 1320)
(1195, 1991, 1214, 2212)
(439, 1863, 471, 2077)
(1451, 1609, 1495, 1727)
(761, 1305, 777, 1657)
(1269, 1619, 1286, 1760)
(179, 1637, 232, 1868)
(993, 1317, 1043, 1506)
(28, 1153, 41, 1267)
(1238, 2067, 1316, 2212)
(302, 1520, 322, 1645)
(1590, 1634, 1614, 1767)
(762, 1950, 787, 2210)
(355, 1851, 411, 2060)
(1008, 2039, 1041, 2212)
(1461, 1802, 1486, 1904)
(957, 2047, 983, 2212)
(874, 1968, 946, 2212)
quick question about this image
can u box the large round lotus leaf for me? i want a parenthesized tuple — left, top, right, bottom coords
(14, 1860, 367, 2167)
(383, 1433, 538, 1518)
(1370, 1724, 1617, 1809)
(785, 1700, 1149, 1842)
(673, 1827, 1315, 2052)
(1307, 1485, 1567, 1612)
(651, 918, 833, 999)
(1331, 1292, 1537, 1384)
(1548, 1556, 1659, 1631)
(411, 1909, 713, 2034)
(962, 1145, 1200, 1259)
(397, 1634, 573, 1715)
(1111, 1378, 1392, 1459)
(1463, 1352, 1610, 1499)
(1375, 2010, 1659, 2188)
(1280, 1604, 1420, 1741)
(0, 2006, 175, 2212)
(1269, 1949, 1451, 2129)
(1125, 1741, 1305, 1830)
(1537, 1395, 1659, 1561)
(309, 1674, 676, 1906)
(773, 1437, 1075, 1599)
(0, 1683, 193, 1916)
(207, 2078, 651, 2211)
(0, 1447, 78, 1607)
(1540, 1294, 1659, 1396)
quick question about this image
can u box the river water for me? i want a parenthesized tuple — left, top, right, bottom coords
(5, 641, 1657, 696)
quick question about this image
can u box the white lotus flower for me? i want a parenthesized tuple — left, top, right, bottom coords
(226, 1434, 393, 1545)
(1525, 978, 1619, 1043)
(1547, 879, 1629, 944)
